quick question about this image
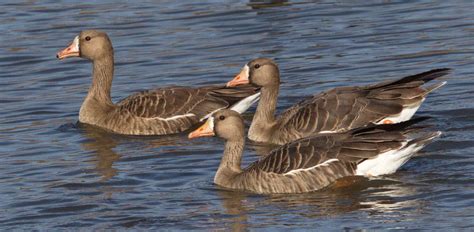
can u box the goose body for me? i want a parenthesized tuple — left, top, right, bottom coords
(57, 30, 259, 135)
(227, 58, 449, 144)
(189, 110, 440, 194)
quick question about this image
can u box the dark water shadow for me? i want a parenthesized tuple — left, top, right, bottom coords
(248, 0, 290, 9)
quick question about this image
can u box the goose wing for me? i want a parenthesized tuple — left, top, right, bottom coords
(245, 120, 419, 176)
(117, 85, 258, 120)
(276, 69, 450, 141)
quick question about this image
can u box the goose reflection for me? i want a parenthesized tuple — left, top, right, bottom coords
(358, 177, 428, 218)
(215, 189, 252, 231)
(216, 176, 426, 227)
(77, 123, 185, 181)
(79, 124, 121, 181)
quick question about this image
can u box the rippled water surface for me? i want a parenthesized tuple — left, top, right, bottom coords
(1, 0, 474, 230)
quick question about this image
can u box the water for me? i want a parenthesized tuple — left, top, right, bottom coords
(1, 0, 473, 230)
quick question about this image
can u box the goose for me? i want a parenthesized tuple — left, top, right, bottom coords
(188, 109, 440, 194)
(56, 30, 260, 135)
(227, 58, 449, 145)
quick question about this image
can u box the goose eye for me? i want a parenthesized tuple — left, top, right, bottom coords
(219, 115, 226, 121)
(85, 36, 91, 41)
(254, 64, 261, 69)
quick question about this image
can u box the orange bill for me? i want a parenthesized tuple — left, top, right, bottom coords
(226, 65, 250, 87)
(57, 36, 80, 60)
(188, 117, 215, 139)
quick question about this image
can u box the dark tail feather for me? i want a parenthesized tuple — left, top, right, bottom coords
(374, 68, 451, 89)
(390, 68, 451, 85)
(424, 81, 447, 95)
(398, 68, 451, 84)
(208, 85, 260, 105)
(407, 131, 442, 147)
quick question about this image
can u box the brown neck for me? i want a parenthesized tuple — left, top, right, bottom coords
(88, 54, 114, 105)
(248, 84, 279, 138)
(215, 138, 245, 184)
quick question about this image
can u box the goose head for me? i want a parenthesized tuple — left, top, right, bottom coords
(57, 30, 113, 61)
(227, 58, 280, 88)
(188, 109, 245, 141)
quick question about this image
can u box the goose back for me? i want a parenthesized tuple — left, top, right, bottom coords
(265, 68, 450, 144)
(91, 85, 258, 135)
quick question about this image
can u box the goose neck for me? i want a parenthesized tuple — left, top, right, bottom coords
(89, 55, 114, 105)
(215, 138, 245, 183)
(248, 85, 279, 138)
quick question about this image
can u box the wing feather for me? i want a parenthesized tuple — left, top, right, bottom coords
(117, 85, 258, 120)
(245, 118, 428, 176)
(273, 69, 448, 143)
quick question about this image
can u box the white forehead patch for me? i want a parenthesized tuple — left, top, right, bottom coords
(208, 116, 215, 131)
(73, 35, 79, 50)
(243, 65, 250, 79)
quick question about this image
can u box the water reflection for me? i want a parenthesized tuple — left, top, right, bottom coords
(215, 189, 254, 231)
(78, 124, 121, 181)
(361, 181, 428, 216)
(77, 123, 188, 181)
(216, 177, 425, 227)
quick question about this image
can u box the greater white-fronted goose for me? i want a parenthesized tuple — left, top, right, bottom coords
(56, 30, 260, 135)
(227, 58, 449, 145)
(188, 109, 440, 194)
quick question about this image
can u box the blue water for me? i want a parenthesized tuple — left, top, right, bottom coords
(1, 0, 473, 230)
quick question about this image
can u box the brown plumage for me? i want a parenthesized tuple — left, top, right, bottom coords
(56, 30, 259, 135)
(189, 109, 440, 194)
(227, 58, 450, 145)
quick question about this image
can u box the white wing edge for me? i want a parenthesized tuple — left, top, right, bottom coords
(200, 92, 261, 121)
